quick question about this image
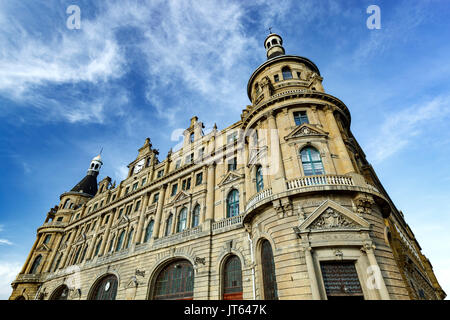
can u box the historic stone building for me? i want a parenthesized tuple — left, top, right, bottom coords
(9, 33, 446, 300)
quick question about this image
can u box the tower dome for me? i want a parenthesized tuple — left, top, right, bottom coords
(264, 33, 285, 59)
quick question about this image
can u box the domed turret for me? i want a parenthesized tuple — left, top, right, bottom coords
(264, 33, 285, 59)
(70, 154, 103, 196)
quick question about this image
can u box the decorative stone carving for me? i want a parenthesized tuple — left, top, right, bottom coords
(354, 194, 375, 214)
(273, 197, 293, 218)
(309, 208, 358, 230)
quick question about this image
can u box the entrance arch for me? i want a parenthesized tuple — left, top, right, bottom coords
(49, 285, 69, 300)
(151, 259, 194, 300)
(88, 274, 118, 300)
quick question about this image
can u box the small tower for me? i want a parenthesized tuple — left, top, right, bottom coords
(69, 155, 103, 196)
(264, 33, 285, 59)
(87, 154, 103, 177)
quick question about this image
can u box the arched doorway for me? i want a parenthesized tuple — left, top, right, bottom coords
(222, 255, 243, 300)
(49, 285, 69, 300)
(89, 274, 118, 300)
(152, 260, 194, 300)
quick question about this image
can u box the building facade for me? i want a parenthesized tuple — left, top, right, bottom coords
(9, 33, 446, 300)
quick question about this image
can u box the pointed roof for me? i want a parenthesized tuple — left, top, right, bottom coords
(70, 174, 98, 197)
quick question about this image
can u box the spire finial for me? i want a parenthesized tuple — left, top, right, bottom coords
(267, 27, 273, 34)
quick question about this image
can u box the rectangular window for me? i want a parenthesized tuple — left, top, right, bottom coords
(100, 200, 103, 207)
(227, 132, 238, 144)
(117, 208, 124, 219)
(93, 203, 98, 211)
(125, 187, 130, 195)
(141, 177, 147, 186)
(185, 153, 193, 164)
(198, 147, 204, 159)
(293, 111, 309, 126)
(171, 183, 178, 196)
(175, 160, 181, 169)
(57, 217, 63, 222)
(104, 215, 109, 225)
(153, 193, 159, 203)
(112, 194, 116, 202)
(182, 178, 191, 190)
(132, 182, 139, 191)
(195, 172, 203, 186)
(43, 235, 51, 245)
(297, 71, 301, 79)
(134, 200, 141, 212)
(126, 205, 132, 215)
(157, 169, 164, 178)
(228, 157, 237, 171)
(274, 74, 279, 82)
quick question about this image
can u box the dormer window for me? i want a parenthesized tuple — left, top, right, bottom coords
(190, 132, 195, 143)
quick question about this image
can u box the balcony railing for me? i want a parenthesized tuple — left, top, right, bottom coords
(212, 214, 244, 231)
(245, 188, 273, 211)
(286, 174, 354, 190)
(153, 225, 203, 246)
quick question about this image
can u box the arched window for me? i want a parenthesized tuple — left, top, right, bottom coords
(49, 285, 69, 300)
(29, 255, 42, 274)
(144, 220, 154, 242)
(153, 260, 194, 300)
(223, 255, 243, 300)
(80, 245, 88, 263)
(63, 199, 71, 209)
(256, 165, 264, 192)
(271, 39, 278, 45)
(226, 189, 239, 218)
(190, 132, 195, 143)
(73, 246, 81, 265)
(108, 235, 115, 252)
(125, 228, 134, 249)
(177, 208, 188, 232)
(300, 147, 324, 176)
(94, 238, 102, 257)
(165, 214, 173, 236)
(282, 66, 292, 80)
(192, 205, 200, 228)
(115, 231, 125, 252)
(261, 240, 278, 300)
(90, 274, 118, 300)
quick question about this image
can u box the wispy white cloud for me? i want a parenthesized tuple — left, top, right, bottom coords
(0, 239, 13, 246)
(0, 261, 21, 299)
(367, 95, 450, 163)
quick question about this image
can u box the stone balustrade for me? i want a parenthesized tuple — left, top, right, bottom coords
(286, 174, 354, 190)
(245, 188, 273, 211)
(211, 214, 244, 231)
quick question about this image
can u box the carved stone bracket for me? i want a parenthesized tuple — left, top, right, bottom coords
(273, 197, 293, 219)
(354, 193, 375, 214)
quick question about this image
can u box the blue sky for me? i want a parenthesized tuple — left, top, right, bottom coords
(1, 0, 450, 299)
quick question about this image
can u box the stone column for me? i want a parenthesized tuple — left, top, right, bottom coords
(266, 110, 286, 194)
(135, 192, 150, 244)
(362, 243, 391, 300)
(60, 227, 77, 268)
(304, 246, 321, 300)
(99, 210, 116, 256)
(44, 233, 63, 272)
(324, 105, 354, 174)
(86, 216, 102, 260)
(205, 163, 216, 222)
(244, 139, 252, 205)
(153, 184, 167, 239)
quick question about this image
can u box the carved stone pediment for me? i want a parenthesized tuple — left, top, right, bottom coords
(218, 171, 243, 187)
(36, 243, 51, 252)
(299, 200, 370, 232)
(284, 123, 328, 141)
(115, 214, 130, 227)
(248, 146, 268, 167)
(171, 191, 190, 204)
